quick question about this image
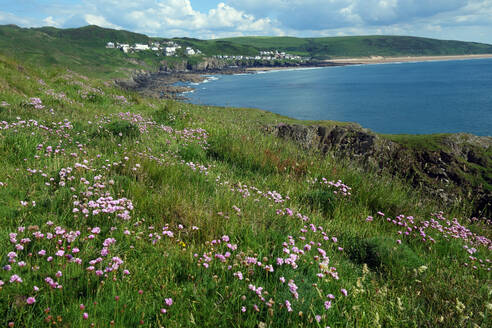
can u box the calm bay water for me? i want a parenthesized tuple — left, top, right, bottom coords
(184, 58, 492, 136)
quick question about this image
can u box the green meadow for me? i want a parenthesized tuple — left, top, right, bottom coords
(0, 27, 491, 327)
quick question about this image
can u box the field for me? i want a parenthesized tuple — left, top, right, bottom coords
(0, 43, 491, 328)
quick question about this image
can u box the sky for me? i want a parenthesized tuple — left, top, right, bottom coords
(1, 0, 492, 43)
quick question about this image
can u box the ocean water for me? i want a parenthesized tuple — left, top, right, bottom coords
(183, 58, 492, 136)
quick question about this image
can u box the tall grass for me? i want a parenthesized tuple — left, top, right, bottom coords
(0, 54, 490, 327)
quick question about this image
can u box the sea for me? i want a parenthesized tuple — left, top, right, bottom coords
(182, 58, 492, 136)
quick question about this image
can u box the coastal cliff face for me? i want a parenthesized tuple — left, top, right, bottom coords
(269, 123, 492, 217)
(157, 57, 345, 73)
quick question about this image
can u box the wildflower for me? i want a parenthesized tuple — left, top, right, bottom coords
(83, 313, 88, 320)
(26, 297, 36, 304)
(285, 300, 293, 312)
(324, 301, 332, 309)
(160, 308, 167, 314)
(10, 274, 22, 283)
(241, 306, 246, 313)
(341, 288, 348, 296)
(165, 298, 173, 306)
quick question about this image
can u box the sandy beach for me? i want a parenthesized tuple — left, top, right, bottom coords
(326, 54, 492, 65)
(245, 54, 492, 73)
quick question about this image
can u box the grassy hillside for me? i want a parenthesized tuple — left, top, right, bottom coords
(0, 25, 161, 78)
(217, 35, 492, 59)
(0, 47, 490, 328)
(2, 25, 492, 79)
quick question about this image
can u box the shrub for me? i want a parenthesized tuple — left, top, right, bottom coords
(107, 120, 140, 138)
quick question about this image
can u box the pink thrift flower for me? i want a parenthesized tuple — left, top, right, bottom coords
(83, 312, 88, 320)
(165, 298, 173, 306)
(341, 288, 348, 296)
(324, 301, 332, 309)
(26, 297, 36, 304)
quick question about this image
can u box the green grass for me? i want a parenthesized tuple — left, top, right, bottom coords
(217, 35, 492, 59)
(0, 51, 490, 328)
(2, 25, 492, 80)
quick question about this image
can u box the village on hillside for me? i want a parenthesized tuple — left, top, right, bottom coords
(105, 41, 306, 61)
(106, 40, 201, 56)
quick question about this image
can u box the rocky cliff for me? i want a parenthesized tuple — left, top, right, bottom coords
(269, 123, 492, 217)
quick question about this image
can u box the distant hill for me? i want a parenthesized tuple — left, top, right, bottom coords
(1, 24, 491, 77)
(216, 35, 492, 59)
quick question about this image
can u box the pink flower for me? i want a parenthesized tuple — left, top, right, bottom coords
(9, 274, 22, 283)
(160, 308, 167, 314)
(324, 301, 332, 309)
(83, 312, 88, 320)
(26, 297, 36, 304)
(79, 304, 85, 310)
(165, 298, 173, 306)
(341, 288, 348, 296)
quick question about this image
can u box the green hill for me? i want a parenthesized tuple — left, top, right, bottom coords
(1, 25, 492, 78)
(217, 35, 492, 58)
(0, 25, 159, 77)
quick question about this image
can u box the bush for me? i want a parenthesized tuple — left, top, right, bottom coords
(107, 121, 140, 138)
(346, 236, 423, 273)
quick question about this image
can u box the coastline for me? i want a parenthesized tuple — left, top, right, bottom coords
(118, 54, 492, 98)
(325, 53, 492, 65)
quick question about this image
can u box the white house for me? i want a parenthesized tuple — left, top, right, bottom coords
(165, 47, 177, 56)
(106, 42, 115, 48)
(134, 44, 150, 51)
(119, 44, 130, 53)
(185, 47, 196, 56)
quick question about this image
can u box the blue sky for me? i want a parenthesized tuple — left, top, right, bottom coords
(1, 0, 492, 43)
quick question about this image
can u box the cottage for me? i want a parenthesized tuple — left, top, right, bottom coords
(106, 42, 115, 48)
(185, 47, 196, 56)
(134, 44, 150, 51)
(165, 46, 177, 56)
(119, 44, 130, 53)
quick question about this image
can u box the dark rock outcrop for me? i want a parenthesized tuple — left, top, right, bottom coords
(270, 123, 492, 217)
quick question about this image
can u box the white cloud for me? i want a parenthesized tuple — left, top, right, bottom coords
(1, 0, 492, 43)
(83, 14, 122, 29)
(42, 16, 60, 27)
(62, 0, 282, 37)
(0, 11, 35, 26)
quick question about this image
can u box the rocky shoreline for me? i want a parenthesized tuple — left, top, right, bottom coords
(115, 58, 350, 99)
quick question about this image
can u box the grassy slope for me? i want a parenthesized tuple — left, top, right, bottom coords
(217, 35, 492, 58)
(2, 25, 492, 79)
(0, 47, 491, 328)
(0, 25, 162, 78)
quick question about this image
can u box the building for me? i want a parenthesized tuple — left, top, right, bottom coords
(185, 47, 196, 56)
(106, 42, 115, 48)
(165, 47, 177, 56)
(134, 44, 150, 51)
